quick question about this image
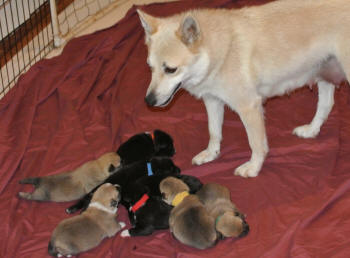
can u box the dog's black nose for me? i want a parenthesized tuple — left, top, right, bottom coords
(239, 221, 250, 238)
(145, 92, 157, 106)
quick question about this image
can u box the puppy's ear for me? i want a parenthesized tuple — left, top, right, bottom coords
(137, 9, 158, 37)
(180, 15, 200, 45)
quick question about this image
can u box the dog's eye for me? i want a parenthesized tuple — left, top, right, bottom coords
(164, 66, 177, 74)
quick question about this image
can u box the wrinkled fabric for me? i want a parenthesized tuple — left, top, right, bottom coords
(1, 0, 350, 257)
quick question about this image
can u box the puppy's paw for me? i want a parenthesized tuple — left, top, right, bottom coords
(293, 124, 319, 138)
(119, 222, 126, 229)
(65, 207, 75, 214)
(121, 230, 130, 238)
(192, 149, 219, 165)
(234, 161, 260, 178)
(18, 192, 30, 199)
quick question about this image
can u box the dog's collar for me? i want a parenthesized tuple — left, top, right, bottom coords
(89, 202, 117, 215)
(147, 162, 153, 176)
(130, 194, 149, 213)
(146, 131, 155, 141)
(215, 214, 223, 227)
(172, 191, 189, 206)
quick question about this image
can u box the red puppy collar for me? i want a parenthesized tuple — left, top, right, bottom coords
(130, 194, 149, 213)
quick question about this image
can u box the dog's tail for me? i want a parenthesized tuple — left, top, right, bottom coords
(48, 241, 58, 257)
(19, 177, 41, 187)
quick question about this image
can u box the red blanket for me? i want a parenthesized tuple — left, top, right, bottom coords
(1, 0, 350, 257)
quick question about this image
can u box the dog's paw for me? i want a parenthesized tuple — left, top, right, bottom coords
(234, 161, 260, 178)
(65, 207, 76, 214)
(121, 230, 130, 238)
(119, 222, 126, 229)
(192, 149, 219, 165)
(18, 192, 30, 199)
(293, 124, 319, 138)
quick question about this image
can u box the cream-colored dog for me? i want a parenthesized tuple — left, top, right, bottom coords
(139, 0, 350, 177)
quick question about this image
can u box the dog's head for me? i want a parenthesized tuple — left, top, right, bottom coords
(153, 129, 175, 157)
(97, 152, 121, 175)
(91, 183, 121, 209)
(117, 132, 155, 166)
(159, 176, 189, 205)
(137, 9, 210, 107)
(215, 211, 249, 238)
(151, 157, 181, 176)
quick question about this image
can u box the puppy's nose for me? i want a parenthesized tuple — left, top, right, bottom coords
(145, 92, 157, 106)
(239, 221, 250, 238)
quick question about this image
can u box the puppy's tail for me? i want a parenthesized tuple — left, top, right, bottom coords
(19, 177, 41, 187)
(48, 241, 58, 257)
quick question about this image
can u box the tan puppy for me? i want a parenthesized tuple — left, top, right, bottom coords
(18, 152, 120, 202)
(48, 183, 125, 257)
(139, 0, 350, 178)
(196, 183, 249, 238)
(160, 176, 217, 249)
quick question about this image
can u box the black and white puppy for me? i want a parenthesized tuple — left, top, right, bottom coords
(120, 174, 203, 237)
(66, 157, 180, 214)
(117, 129, 175, 167)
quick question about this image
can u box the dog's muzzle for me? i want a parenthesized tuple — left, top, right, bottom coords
(145, 82, 182, 107)
(145, 92, 157, 106)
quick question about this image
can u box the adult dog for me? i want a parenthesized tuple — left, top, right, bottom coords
(138, 0, 350, 177)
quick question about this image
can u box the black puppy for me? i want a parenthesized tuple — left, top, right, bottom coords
(120, 174, 203, 237)
(66, 157, 180, 214)
(117, 129, 175, 167)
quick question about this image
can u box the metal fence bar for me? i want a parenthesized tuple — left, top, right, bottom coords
(0, 0, 118, 97)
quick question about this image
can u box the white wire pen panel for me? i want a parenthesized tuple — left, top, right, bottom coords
(0, 0, 120, 98)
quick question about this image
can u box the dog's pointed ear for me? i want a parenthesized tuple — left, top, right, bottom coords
(180, 15, 200, 45)
(137, 9, 158, 36)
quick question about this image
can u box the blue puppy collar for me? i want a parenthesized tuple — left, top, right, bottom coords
(147, 162, 153, 176)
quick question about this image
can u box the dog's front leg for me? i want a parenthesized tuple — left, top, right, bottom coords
(234, 98, 268, 178)
(192, 95, 224, 165)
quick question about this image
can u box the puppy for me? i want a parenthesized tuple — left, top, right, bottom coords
(120, 174, 203, 237)
(18, 152, 120, 202)
(48, 183, 125, 257)
(117, 129, 175, 166)
(196, 183, 249, 238)
(160, 176, 217, 249)
(66, 157, 180, 214)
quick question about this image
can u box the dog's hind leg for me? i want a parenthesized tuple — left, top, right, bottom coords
(192, 95, 224, 165)
(19, 177, 41, 186)
(293, 81, 335, 138)
(121, 224, 155, 237)
(18, 188, 49, 201)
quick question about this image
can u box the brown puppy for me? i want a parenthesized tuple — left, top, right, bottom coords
(18, 152, 120, 202)
(160, 177, 217, 250)
(48, 183, 125, 257)
(196, 183, 249, 238)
